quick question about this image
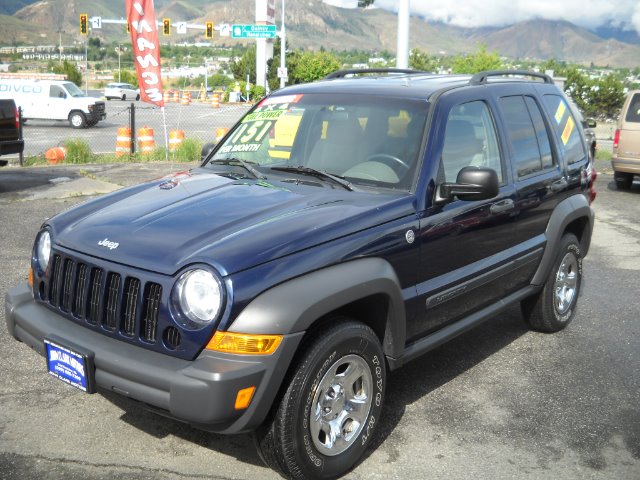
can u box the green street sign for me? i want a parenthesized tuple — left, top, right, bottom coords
(232, 24, 277, 39)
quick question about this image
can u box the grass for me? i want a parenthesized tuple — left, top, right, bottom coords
(23, 137, 204, 166)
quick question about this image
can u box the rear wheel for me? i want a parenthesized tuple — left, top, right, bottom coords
(614, 172, 633, 189)
(254, 318, 385, 479)
(121, 94, 126, 101)
(522, 234, 582, 333)
(69, 111, 86, 129)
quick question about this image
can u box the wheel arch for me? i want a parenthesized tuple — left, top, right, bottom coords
(531, 194, 594, 286)
(228, 257, 407, 360)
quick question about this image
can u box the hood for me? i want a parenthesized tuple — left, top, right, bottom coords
(50, 170, 413, 276)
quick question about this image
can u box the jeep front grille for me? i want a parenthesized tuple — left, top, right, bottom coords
(47, 254, 162, 344)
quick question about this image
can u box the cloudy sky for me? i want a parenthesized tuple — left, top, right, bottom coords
(324, 0, 640, 33)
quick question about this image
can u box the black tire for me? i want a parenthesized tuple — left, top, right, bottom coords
(68, 111, 86, 129)
(136, 94, 140, 101)
(121, 94, 126, 101)
(614, 172, 633, 190)
(254, 319, 385, 479)
(522, 234, 582, 333)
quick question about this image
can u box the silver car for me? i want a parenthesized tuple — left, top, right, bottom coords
(104, 82, 140, 101)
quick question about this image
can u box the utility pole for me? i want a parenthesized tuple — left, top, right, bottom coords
(280, 0, 286, 89)
(396, 0, 410, 69)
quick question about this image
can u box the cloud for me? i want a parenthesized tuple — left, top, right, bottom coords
(371, 0, 640, 33)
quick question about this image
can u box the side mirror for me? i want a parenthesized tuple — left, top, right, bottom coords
(201, 142, 216, 162)
(437, 166, 499, 203)
(586, 118, 597, 128)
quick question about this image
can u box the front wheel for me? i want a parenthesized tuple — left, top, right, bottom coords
(68, 111, 86, 128)
(522, 233, 582, 333)
(255, 319, 385, 479)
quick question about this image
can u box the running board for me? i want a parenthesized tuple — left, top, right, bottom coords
(387, 285, 539, 370)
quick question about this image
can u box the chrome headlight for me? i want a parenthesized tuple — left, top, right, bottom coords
(172, 269, 223, 328)
(35, 230, 51, 273)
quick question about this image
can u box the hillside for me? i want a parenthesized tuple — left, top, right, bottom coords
(2, 0, 640, 68)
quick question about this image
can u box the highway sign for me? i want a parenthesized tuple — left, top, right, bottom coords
(232, 24, 277, 39)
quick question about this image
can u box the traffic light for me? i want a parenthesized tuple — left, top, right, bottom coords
(162, 18, 170, 36)
(205, 21, 213, 39)
(80, 14, 88, 35)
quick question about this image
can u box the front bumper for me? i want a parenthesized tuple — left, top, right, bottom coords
(5, 283, 303, 434)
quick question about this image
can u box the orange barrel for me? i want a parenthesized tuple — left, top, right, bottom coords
(171, 90, 180, 103)
(115, 127, 132, 156)
(163, 90, 170, 104)
(45, 147, 67, 164)
(180, 91, 192, 105)
(138, 127, 155, 154)
(215, 127, 229, 143)
(211, 93, 220, 109)
(168, 130, 185, 151)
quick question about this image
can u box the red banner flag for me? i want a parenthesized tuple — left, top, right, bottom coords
(126, 0, 164, 107)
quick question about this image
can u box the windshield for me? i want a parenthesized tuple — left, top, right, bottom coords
(206, 92, 428, 190)
(64, 82, 87, 98)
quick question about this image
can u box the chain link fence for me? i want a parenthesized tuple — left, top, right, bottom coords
(16, 92, 253, 163)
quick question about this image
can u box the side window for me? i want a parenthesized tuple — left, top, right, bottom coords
(500, 95, 555, 177)
(50, 86, 65, 98)
(542, 94, 586, 165)
(441, 101, 502, 183)
(624, 93, 640, 123)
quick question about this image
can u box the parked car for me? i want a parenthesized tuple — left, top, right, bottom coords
(6, 69, 595, 480)
(0, 98, 24, 166)
(612, 89, 640, 189)
(104, 82, 140, 101)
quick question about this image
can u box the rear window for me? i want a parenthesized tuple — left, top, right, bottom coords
(625, 93, 640, 123)
(542, 94, 586, 166)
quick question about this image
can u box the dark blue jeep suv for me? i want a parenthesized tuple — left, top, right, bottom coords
(5, 70, 595, 479)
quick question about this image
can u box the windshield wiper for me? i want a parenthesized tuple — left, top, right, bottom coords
(271, 166, 353, 191)
(209, 158, 266, 179)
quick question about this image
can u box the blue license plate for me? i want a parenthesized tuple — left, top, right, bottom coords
(44, 337, 95, 393)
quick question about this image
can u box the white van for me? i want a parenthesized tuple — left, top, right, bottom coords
(0, 79, 106, 128)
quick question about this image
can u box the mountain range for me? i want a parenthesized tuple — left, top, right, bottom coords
(1, 0, 639, 68)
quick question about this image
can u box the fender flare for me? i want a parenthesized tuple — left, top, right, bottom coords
(531, 194, 594, 286)
(228, 258, 407, 359)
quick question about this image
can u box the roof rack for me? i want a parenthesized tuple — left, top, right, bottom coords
(324, 68, 425, 79)
(469, 70, 554, 85)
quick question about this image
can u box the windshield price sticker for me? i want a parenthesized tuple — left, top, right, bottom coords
(218, 95, 303, 155)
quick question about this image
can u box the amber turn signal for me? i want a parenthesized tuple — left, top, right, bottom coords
(28, 267, 34, 288)
(206, 331, 282, 355)
(235, 386, 256, 410)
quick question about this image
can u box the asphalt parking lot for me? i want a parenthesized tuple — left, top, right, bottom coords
(0, 165, 638, 479)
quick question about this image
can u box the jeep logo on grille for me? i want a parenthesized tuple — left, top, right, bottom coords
(98, 238, 119, 250)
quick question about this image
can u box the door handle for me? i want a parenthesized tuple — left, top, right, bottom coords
(490, 199, 515, 214)
(549, 177, 568, 192)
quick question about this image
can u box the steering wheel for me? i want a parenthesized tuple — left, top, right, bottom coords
(364, 153, 410, 172)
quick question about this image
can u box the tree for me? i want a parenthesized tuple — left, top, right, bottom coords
(52, 60, 82, 87)
(230, 46, 257, 84)
(451, 44, 502, 74)
(409, 48, 438, 72)
(588, 74, 625, 118)
(287, 51, 341, 84)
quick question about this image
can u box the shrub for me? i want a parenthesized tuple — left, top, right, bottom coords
(63, 139, 95, 164)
